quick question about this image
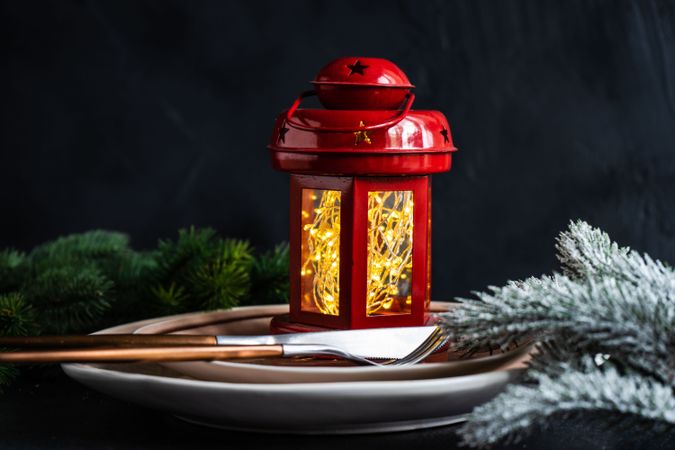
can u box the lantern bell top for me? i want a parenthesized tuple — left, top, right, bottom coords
(313, 57, 414, 89)
(312, 57, 414, 110)
(269, 57, 457, 176)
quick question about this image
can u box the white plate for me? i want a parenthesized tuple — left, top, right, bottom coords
(63, 360, 520, 434)
(62, 306, 528, 434)
(131, 303, 531, 384)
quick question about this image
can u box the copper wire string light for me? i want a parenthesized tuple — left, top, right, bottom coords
(367, 191, 414, 315)
(301, 190, 414, 316)
(301, 190, 341, 315)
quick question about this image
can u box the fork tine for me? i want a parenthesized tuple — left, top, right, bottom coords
(402, 334, 445, 365)
(399, 327, 448, 365)
(381, 326, 448, 366)
(395, 330, 437, 363)
(391, 330, 437, 364)
(377, 330, 436, 366)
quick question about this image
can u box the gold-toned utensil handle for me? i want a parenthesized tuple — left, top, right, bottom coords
(0, 334, 218, 348)
(0, 345, 284, 363)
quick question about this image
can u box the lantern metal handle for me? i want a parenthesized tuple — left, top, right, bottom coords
(285, 90, 415, 132)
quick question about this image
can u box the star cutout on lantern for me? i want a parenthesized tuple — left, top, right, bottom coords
(347, 60, 369, 76)
(278, 124, 289, 143)
(440, 128, 450, 144)
(354, 121, 372, 145)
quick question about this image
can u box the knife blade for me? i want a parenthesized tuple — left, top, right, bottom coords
(214, 326, 439, 359)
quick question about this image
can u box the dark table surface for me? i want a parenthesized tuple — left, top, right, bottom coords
(1, 372, 672, 450)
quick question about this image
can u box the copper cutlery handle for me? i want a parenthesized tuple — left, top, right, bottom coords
(0, 334, 218, 347)
(0, 345, 284, 363)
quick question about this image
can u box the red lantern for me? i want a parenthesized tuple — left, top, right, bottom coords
(268, 57, 456, 332)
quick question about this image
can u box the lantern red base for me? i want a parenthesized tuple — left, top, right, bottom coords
(269, 313, 442, 335)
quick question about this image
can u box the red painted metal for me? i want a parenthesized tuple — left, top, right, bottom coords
(312, 57, 414, 110)
(269, 106, 456, 175)
(285, 91, 416, 132)
(272, 108, 454, 152)
(271, 152, 452, 177)
(268, 57, 457, 330)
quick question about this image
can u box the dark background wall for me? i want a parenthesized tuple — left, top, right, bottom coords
(1, 0, 674, 301)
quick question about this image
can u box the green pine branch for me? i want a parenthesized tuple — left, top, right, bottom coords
(154, 226, 220, 284)
(23, 266, 114, 334)
(0, 226, 289, 336)
(0, 226, 290, 392)
(29, 230, 130, 265)
(151, 227, 255, 313)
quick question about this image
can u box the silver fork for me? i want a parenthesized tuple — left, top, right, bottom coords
(282, 326, 448, 366)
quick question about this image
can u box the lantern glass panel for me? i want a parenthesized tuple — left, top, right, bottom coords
(366, 190, 414, 316)
(300, 188, 341, 316)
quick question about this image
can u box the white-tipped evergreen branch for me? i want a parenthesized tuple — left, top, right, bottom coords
(458, 358, 675, 447)
(556, 221, 675, 293)
(441, 220, 675, 446)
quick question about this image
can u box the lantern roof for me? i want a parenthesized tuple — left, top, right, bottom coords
(268, 57, 457, 176)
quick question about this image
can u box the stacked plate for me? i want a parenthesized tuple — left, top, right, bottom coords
(63, 302, 531, 434)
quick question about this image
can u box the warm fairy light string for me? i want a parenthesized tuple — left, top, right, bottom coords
(366, 191, 414, 315)
(301, 190, 414, 316)
(302, 190, 341, 315)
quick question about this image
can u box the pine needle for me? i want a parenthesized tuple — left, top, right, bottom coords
(29, 230, 130, 264)
(0, 292, 37, 336)
(0, 249, 27, 292)
(23, 266, 113, 334)
(0, 292, 36, 393)
(0, 362, 17, 393)
(249, 243, 289, 305)
(190, 239, 253, 310)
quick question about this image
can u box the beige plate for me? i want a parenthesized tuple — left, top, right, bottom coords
(128, 302, 531, 383)
(62, 303, 532, 434)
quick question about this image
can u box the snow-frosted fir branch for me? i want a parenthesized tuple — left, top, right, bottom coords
(441, 221, 675, 446)
(522, 340, 596, 381)
(442, 220, 675, 384)
(556, 220, 675, 295)
(442, 273, 674, 384)
(458, 359, 675, 448)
